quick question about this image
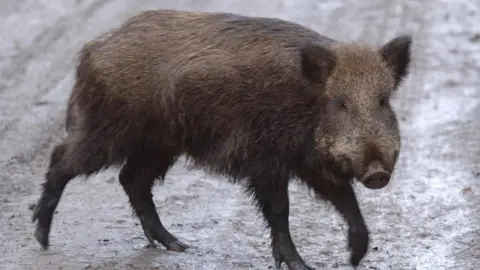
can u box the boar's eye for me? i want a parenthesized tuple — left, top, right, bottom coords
(379, 96, 388, 107)
(332, 97, 348, 110)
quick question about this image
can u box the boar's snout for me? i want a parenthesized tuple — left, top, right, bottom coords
(360, 161, 390, 189)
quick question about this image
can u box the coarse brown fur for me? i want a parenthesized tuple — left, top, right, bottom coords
(32, 9, 412, 270)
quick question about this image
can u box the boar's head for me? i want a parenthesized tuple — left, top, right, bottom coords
(301, 35, 412, 189)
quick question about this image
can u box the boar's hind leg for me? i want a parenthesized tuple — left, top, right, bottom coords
(315, 183, 369, 267)
(248, 177, 314, 270)
(118, 149, 188, 252)
(32, 140, 104, 249)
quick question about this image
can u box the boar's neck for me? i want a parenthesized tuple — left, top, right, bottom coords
(294, 132, 353, 186)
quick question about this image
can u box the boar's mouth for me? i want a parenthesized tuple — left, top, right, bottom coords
(359, 161, 391, 189)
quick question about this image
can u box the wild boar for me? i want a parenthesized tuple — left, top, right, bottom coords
(32, 9, 411, 270)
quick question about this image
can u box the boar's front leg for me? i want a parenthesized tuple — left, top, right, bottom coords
(248, 176, 314, 270)
(314, 181, 369, 267)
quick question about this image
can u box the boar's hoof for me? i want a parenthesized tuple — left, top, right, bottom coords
(360, 163, 391, 189)
(348, 228, 369, 267)
(34, 227, 49, 250)
(166, 240, 190, 252)
(32, 206, 50, 250)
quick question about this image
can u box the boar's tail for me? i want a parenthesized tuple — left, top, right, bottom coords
(65, 39, 99, 134)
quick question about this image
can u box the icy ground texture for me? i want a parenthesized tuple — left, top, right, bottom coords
(0, 0, 479, 269)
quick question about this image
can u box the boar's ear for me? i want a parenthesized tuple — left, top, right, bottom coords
(300, 44, 336, 84)
(379, 35, 412, 89)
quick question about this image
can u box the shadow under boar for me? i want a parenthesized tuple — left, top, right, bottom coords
(32, 9, 411, 270)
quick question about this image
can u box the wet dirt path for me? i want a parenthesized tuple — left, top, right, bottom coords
(1, 0, 479, 269)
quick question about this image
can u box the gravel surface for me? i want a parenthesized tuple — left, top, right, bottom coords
(0, 0, 479, 269)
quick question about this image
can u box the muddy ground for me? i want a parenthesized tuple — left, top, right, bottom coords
(0, 0, 479, 269)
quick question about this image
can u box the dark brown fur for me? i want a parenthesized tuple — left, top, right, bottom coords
(32, 9, 412, 270)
